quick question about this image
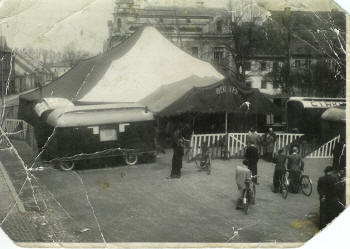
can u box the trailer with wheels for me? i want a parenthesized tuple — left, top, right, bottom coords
(38, 103, 156, 170)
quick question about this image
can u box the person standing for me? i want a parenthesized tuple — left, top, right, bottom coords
(168, 129, 184, 179)
(245, 143, 259, 184)
(247, 128, 260, 146)
(264, 128, 276, 162)
(272, 149, 286, 193)
(287, 147, 304, 193)
(235, 159, 252, 209)
(317, 166, 344, 230)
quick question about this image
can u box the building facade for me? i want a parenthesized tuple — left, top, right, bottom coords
(47, 62, 71, 79)
(0, 37, 15, 96)
(106, 0, 234, 72)
(14, 53, 53, 94)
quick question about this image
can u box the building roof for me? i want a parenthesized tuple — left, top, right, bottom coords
(15, 53, 53, 75)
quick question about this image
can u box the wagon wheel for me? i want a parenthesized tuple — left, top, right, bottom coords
(58, 161, 75, 171)
(125, 152, 138, 166)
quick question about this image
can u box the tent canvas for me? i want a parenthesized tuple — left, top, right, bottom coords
(19, 26, 223, 124)
(151, 78, 280, 117)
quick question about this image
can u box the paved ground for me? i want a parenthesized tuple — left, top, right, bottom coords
(0, 140, 331, 243)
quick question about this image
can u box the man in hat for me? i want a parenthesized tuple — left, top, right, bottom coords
(317, 166, 344, 229)
(272, 149, 287, 193)
(168, 129, 184, 179)
(245, 142, 259, 184)
(287, 146, 304, 192)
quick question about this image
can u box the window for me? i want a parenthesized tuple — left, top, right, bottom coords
(100, 125, 117, 142)
(260, 62, 267, 71)
(191, 47, 199, 57)
(213, 47, 224, 65)
(244, 61, 251, 71)
(295, 59, 301, 68)
(261, 79, 267, 89)
(216, 20, 222, 33)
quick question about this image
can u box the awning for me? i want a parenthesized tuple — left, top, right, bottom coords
(287, 97, 346, 109)
(154, 78, 281, 116)
(44, 104, 154, 128)
(321, 105, 346, 123)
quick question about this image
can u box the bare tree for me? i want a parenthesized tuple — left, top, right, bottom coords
(222, 0, 265, 81)
(62, 42, 91, 68)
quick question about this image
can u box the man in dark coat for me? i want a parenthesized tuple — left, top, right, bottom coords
(317, 166, 344, 230)
(168, 129, 184, 179)
(245, 143, 259, 184)
(287, 147, 304, 193)
(272, 149, 286, 193)
(263, 128, 277, 162)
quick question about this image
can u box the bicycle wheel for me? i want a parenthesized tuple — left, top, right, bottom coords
(194, 155, 201, 169)
(300, 175, 312, 196)
(251, 185, 256, 205)
(281, 183, 288, 199)
(242, 189, 249, 215)
(207, 158, 211, 175)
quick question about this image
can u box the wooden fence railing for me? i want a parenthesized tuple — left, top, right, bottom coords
(190, 132, 304, 159)
(190, 132, 339, 159)
(306, 135, 340, 158)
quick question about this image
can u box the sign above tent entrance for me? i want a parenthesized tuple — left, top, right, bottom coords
(215, 85, 239, 96)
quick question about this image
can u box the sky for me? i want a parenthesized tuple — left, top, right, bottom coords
(0, 0, 345, 54)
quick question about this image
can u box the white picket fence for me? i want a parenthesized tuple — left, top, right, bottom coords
(190, 132, 341, 159)
(190, 132, 304, 159)
(306, 135, 340, 158)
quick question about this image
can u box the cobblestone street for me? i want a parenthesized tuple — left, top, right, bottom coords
(0, 140, 328, 244)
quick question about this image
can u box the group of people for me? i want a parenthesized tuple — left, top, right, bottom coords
(167, 125, 346, 230)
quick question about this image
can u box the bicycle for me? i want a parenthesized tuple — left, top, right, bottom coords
(279, 171, 289, 199)
(194, 147, 211, 175)
(287, 170, 313, 196)
(241, 175, 257, 214)
(182, 138, 193, 162)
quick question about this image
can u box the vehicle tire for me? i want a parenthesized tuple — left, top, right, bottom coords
(242, 189, 249, 214)
(300, 175, 312, 196)
(59, 161, 75, 171)
(125, 152, 138, 166)
(281, 184, 288, 199)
